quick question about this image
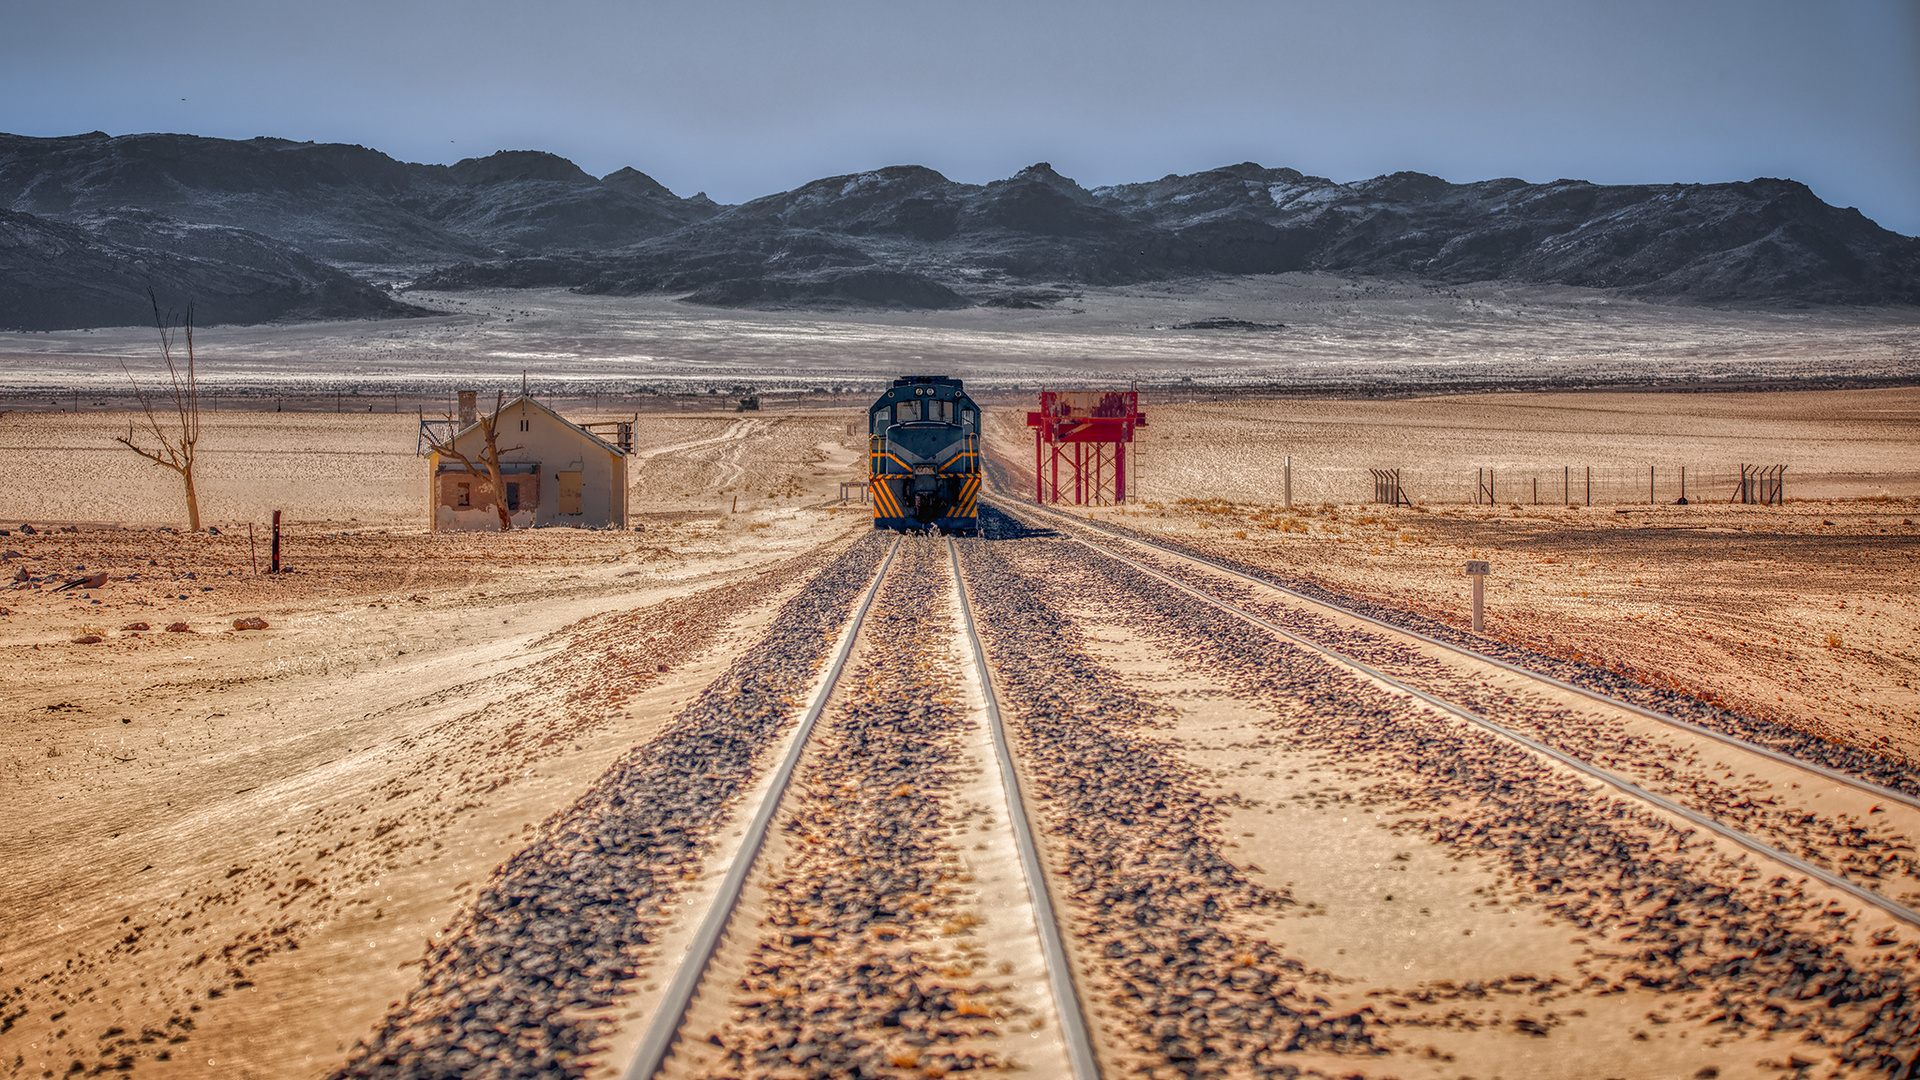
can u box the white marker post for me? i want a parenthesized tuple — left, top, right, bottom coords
(1466, 560, 1490, 632)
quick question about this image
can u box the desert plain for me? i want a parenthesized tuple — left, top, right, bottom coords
(2, 279, 1919, 1079)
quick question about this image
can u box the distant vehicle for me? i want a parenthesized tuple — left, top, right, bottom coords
(737, 395, 760, 411)
(867, 376, 980, 534)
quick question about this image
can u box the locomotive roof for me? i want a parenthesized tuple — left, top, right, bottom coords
(889, 375, 963, 389)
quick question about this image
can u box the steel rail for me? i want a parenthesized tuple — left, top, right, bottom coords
(997, 502, 1920, 930)
(948, 537, 1104, 1080)
(1002, 497, 1920, 813)
(622, 536, 901, 1080)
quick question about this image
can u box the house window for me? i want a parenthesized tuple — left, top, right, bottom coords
(519, 419, 530, 432)
(455, 482, 471, 508)
(505, 481, 522, 511)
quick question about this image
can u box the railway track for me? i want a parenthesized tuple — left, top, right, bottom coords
(995, 496, 1920, 927)
(622, 534, 1097, 1080)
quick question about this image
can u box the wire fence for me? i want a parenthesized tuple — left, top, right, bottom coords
(1323, 465, 1793, 507)
(1448, 465, 1785, 506)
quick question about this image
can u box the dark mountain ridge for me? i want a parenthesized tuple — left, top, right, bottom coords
(0, 132, 719, 264)
(3, 131, 1916, 328)
(423, 160, 1918, 309)
(0, 207, 427, 330)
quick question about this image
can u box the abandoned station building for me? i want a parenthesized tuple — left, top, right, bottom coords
(427, 393, 633, 531)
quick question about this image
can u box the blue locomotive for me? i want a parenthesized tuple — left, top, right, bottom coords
(868, 376, 981, 534)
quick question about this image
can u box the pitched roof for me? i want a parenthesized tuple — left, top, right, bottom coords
(447, 394, 627, 456)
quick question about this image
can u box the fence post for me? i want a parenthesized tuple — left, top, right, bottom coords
(1284, 456, 1292, 509)
(1564, 465, 1569, 506)
(270, 510, 282, 574)
(1649, 466, 1655, 505)
(1586, 466, 1591, 507)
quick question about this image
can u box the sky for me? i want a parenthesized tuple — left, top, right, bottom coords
(3, 0, 1917, 236)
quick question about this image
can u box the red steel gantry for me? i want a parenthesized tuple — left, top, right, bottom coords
(1026, 390, 1146, 505)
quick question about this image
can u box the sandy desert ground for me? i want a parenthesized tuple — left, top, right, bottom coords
(2, 329, 1918, 1075)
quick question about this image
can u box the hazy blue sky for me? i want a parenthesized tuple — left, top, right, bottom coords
(4, 0, 1917, 234)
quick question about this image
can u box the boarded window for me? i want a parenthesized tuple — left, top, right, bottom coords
(505, 481, 522, 512)
(455, 482, 471, 508)
(558, 470, 583, 515)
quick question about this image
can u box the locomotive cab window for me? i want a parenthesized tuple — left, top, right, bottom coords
(962, 408, 974, 427)
(933, 400, 952, 423)
(896, 401, 919, 423)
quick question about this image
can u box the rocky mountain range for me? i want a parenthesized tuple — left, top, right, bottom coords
(0, 207, 426, 330)
(3, 131, 1916, 329)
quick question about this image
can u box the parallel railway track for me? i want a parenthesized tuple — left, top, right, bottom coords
(995, 496, 1920, 929)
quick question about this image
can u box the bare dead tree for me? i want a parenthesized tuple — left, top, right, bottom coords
(115, 292, 203, 531)
(426, 390, 522, 530)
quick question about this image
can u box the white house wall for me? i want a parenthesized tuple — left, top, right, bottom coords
(433, 400, 627, 531)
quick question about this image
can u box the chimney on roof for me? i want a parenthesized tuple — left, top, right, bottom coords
(458, 391, 477, 426)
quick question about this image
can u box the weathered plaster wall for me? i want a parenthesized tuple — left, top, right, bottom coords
(431, 399, 625, 531)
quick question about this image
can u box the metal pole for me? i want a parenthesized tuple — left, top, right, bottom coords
(1586, 466, 1591, 507)
(1650, 465, 1655, 505)
(1284, 456, 1292, 509)
(1472, 575, 1484, 632)
(1564, 465, 1569, 506)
